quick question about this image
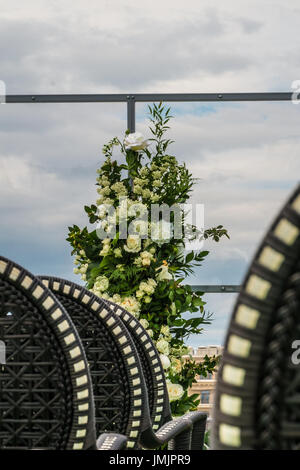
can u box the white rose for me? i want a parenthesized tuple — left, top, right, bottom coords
(95, 276, 109, 292)
(156, 265, 172, 282)
(140, 167, 149, 177)
(100, 244, 110, 256)
(112, 293, 121, 303)
(124, 235, 141, 253)
(79, 263, 88, 274)
(167, 383, 184, 402)
(161, 325, 170, 336)
(142, 189, 152, 199)
(156, 339, 170, 355)
(133, 184, 143, 195)
(121, 296, 141, 317)
(160, 354, 171, 370)
(151, 194, 160, 203)
(114, 248, 122, 258)
(135, 289, 144, 299)
(124, 132, 149, 151)
(143, 284, 154, 294)
(97, 205, 109, 220)
(139, 319, 149, 329)
(142, 257, 151, 267)
(139, 281, 149, 292)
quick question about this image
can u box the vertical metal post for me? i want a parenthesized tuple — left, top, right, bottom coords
(127, 95, 136, 133)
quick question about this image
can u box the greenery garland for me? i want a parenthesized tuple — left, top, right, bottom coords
(67, 103, 229, 415)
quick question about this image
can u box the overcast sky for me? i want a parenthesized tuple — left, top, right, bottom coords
(1, 0, 300, 347)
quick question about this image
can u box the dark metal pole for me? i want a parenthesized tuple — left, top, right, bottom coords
(127, 95, 136, 132)
(6, 92, 293, 104)
(191, 285, 241, 293)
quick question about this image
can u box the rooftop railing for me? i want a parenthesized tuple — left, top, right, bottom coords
(6, 91, 293, 292)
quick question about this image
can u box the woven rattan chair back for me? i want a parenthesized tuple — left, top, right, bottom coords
(103, 299, 172, 431)
(102, 300, 207, 450)
(212, 184, 300, 450)
(39, 276, 151, 449)
(41, 277, 207, 450)
(0, 257, 95, 450)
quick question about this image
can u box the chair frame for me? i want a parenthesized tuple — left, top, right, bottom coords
(41, 276, 207, 450)
(103, 299, 207, 450)
(0, 256, 95, 450)
(40, 276, 200, 449)
(212, 184, 300, 450)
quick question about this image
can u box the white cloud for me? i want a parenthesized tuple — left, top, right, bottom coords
(1, 0, 299, 346)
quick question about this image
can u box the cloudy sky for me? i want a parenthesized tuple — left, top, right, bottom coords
(1, 0, 300, 347)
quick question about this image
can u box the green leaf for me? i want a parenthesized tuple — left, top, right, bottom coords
(185, 252, 194, 263)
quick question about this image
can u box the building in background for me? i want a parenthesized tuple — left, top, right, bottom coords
(187, 345, 223, 418)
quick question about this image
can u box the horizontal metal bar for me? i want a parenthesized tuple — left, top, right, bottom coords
(6, 94, 131, 103)
(5, 92, 292, 104)
(191, 285, 241, 293)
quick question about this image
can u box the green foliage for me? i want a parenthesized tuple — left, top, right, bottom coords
(67, 103, 229, 415)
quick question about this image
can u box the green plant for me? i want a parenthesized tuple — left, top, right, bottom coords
(67, 103, 229, 414)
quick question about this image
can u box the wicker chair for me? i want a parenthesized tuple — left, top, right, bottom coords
(39, 276, 196, 449)
(212, 184, 300, 450)
(0, 256, 126, 450)
(104, 299, 208, 450)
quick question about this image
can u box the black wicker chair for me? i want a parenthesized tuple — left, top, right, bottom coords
(212, 184, 300, 450)
(39, 276, 194, 450)
(104, 299, 207, 450)
(0, 256, 126, 450)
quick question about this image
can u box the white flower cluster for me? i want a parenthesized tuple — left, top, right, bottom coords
(89, 275, 110, 297)
(111, 181, 127, 197)
(99, 238, 111, 256)
(166, 381, 184, 402)
(96, 171, 128, 202)
(156, 339, 170, 356)
(124, 132, 149, 151)
(134, 250, 155, 267)
(136, 278, 157, 303)
(124, 234, 141, 253)
(120, 296, 141, 318)
(139, 318, 154, 339)
(73, 250, 90, 281)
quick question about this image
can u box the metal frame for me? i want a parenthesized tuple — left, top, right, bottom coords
(6, 91, 293, 292)
(191, 285, 240, 293)
(6, 92, 292, 134)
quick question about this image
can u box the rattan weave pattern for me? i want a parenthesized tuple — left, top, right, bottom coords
(101, 300, 207, 450)
(0, 256, 95, 450)
(0, 279, 72, 449)
(257, 273, 300, 450)
(212, 185, 300, 450)
(55, 295, 130, 434)
(41, 277, 207, 450)
(39, 276, 149, 449)
(104, 300, 172, 430)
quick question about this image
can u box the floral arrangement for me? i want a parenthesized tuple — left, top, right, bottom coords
(67, 103, 228, 415)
